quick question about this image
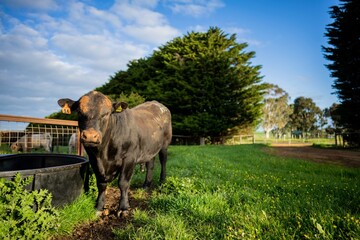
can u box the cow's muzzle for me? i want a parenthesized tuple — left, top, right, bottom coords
(81, 128, 101, 146)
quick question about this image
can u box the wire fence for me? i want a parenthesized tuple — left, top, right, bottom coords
(0, 114, 82, 155)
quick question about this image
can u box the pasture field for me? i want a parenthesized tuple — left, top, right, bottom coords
(117, 145, 360, 239)
(1, 144, 358, 239)
(53, 144, 360, 239)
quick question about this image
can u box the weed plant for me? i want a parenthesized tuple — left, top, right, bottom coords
(115, 145, 360, 239)
(0, 174, 58, 240)
(0, 173, 97, 239)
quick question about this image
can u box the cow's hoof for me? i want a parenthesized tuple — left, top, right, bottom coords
(103, 209, 110, 216)
(117, 210, 129, 218)
(96, 209, 110, 217)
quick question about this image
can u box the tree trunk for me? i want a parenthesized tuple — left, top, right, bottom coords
(335, 133, 338, 146)
(265, 130, 270, 139)
(200, 137, 205, 145)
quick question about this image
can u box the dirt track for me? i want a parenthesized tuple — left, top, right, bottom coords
(54, 187, 143, 240)
(266, 143, 360, 168)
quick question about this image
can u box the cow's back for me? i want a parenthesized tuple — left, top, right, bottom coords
(131, 101, 172, 146)
(29, 134, 52, 151)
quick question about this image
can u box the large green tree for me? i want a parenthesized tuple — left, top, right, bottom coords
(323, 0, 360, 136)
(98, 27, 265, 140)
(289, 97, 322, 139)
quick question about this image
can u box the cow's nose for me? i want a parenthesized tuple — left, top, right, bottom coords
(81, 129, 100, 144)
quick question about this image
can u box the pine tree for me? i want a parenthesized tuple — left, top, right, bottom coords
(323, 0, 360, 139)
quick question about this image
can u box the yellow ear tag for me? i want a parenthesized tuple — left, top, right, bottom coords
(62, 103, 72, 114)
(115, 106, 123, 113)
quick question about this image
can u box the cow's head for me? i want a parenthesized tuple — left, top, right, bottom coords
(10, 141, 20, 152)
(58, 91, 128, 147)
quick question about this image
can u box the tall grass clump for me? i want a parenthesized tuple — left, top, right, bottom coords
(52, 174, 97, 237)
(114, 145, 360, 239)
(54, 193, 97, 236)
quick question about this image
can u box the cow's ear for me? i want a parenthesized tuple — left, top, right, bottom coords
(113, 102, 128, 113)
(58, 98, 77, 114)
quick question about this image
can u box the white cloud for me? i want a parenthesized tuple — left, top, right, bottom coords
(0, 0, 185, 117)
(131, 0, 159, 8)
(123, 25, 180, 45)
(1, 0, 59, 10)
(238, 38, 263, 47)
(222, 27, 264, 47)
(225, 27, 250, 36)
(66, 1, 122, 34)
(51, 33, 149, 72)
(187, 25, 207, 33)
(110, 0, 180, 44)
(168, 0, 224, 17)
(111, 1, 167, 26)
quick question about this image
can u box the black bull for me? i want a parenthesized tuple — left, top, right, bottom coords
(58, 91, 172, 216)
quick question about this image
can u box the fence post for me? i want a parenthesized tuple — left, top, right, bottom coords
(77, 129, 84, 156)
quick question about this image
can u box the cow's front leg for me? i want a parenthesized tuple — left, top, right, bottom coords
(95, 182, 107, 214)
(117, 162, 135, 217)
(143, 158, 155, 189)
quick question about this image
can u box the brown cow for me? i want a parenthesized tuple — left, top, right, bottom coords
(58, 91, 172, 217)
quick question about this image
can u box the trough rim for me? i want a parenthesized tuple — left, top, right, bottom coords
(0, 153, 88, 177)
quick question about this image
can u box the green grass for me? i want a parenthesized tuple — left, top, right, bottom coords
(53, 193, 97, 236)
(2, 143, 359, 239)
(114, 145, 360, 239)
(0, 144, 12, 154)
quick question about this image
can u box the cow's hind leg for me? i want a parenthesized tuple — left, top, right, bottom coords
(143, 158, 155, 189)
(117, 162, 135, 217)
(159, 148, 168, 184)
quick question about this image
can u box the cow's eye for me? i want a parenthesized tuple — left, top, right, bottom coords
(79, 115, 92, 125)
(79, 115, 87, 121)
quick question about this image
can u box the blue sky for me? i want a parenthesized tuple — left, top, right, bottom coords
(0, 0, 339, 118)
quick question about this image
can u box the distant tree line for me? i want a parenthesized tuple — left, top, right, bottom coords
(261, 84, 335, 140)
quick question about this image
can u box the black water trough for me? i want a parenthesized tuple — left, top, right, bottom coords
(0, 154, 88, 207)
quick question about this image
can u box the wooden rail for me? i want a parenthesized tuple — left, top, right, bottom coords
(230, 134, 255, 145)
(0, 114, 78, 126)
